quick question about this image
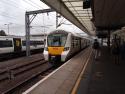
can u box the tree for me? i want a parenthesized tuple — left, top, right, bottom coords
(0, 30, 7, 36)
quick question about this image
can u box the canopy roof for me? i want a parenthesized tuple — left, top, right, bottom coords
(41, 0, 94, 35)
(41, 0, 125, 37)
(62, 0, 94, 34)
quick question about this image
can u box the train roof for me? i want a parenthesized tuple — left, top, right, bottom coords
(48, 29, 79, 37)
(48, 29, 91, 40)
(48, 29, 69, 35)
(0, 35, 45, 40)
(0, 35, 23, 38)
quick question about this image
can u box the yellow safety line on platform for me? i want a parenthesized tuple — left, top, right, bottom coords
(71, 50, 92, 94)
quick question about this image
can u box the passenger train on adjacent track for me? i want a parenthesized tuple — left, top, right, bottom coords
(0, 36, 44, 57)
(43, 30, 91, 64)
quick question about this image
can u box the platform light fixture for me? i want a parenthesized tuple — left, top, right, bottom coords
(4, 23, 13, 35)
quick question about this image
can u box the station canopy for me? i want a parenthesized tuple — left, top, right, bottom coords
(92, 0, 125, 30)
(41, 0, 125, 37)
(62, 0, 94, 34)
(41, 0, 95, 36)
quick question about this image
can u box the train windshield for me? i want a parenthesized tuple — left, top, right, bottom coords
(47, 34, 67, 47)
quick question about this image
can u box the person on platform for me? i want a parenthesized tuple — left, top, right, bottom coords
(92, 39, 100, 59)
(111, 38, 120, 65)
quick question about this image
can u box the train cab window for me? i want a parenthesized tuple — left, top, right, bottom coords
(47, 34, 67, 47)
(0, 40, 13, 48)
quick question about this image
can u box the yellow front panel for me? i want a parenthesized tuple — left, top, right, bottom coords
(48, 47, 64, 55)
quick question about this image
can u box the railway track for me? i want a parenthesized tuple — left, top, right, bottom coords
(0, 47, 90, 94)
(7, 67, 55, 94)
(0, 58, 54, 94)
(0, 56, 44, 81)
(0, 49, 43, 62)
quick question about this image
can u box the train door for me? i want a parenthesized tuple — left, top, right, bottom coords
(13, 38, 22, 53)
(79, 38, 81, 50)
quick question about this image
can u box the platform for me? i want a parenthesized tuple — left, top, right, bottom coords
(23, 46, 125, 94)
(23, 47, 92, 94)
(77, 46, 125, 94)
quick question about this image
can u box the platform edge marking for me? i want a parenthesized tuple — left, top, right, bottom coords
(71, 50, 92, 94)
(22, 58, 72, 94)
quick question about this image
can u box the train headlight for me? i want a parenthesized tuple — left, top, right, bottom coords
(64, 47, 70, 51)
(44, 47, 48, 51)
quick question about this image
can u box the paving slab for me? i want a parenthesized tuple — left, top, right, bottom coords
(23, 47, 92, 94)
(77, 46, 125, 94)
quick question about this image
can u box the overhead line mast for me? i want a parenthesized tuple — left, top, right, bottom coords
(25, 9, 54, 56)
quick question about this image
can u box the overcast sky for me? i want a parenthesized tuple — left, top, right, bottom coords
(0, 0, 87, 36)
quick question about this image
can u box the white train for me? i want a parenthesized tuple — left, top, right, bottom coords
(43, 30, 90, 64)
(0, 36, 44, 57)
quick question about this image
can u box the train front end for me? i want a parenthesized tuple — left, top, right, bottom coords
(43, 30, 70, 64)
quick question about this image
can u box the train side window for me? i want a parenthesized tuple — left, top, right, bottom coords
(22, 41, 44, 46)
(37, 41, 44, 45)
(31, 41, 44, 46)
(22, 41, 26, 46)
(74, 38, 79, 47)
(72, 42, 74, 48)
(76, 38, 79, 46)
(30, 41, 35, 46)
(0, 40, 13, 48)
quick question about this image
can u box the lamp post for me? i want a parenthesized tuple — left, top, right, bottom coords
(4, 23, 12, 35)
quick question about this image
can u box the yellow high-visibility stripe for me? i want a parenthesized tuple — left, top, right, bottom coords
(71, 51, 92, 94)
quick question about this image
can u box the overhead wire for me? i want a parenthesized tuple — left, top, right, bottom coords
(0, 0, 27, 11)
(0, 0, 27, 21)
(0, 0, 56, 29)
(27, 0, 56, 21)
(0, 0, 43, 19)
(28, 0, 45, 9)
(22, 0, 40, 10)
(22, 0, 56, 25)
